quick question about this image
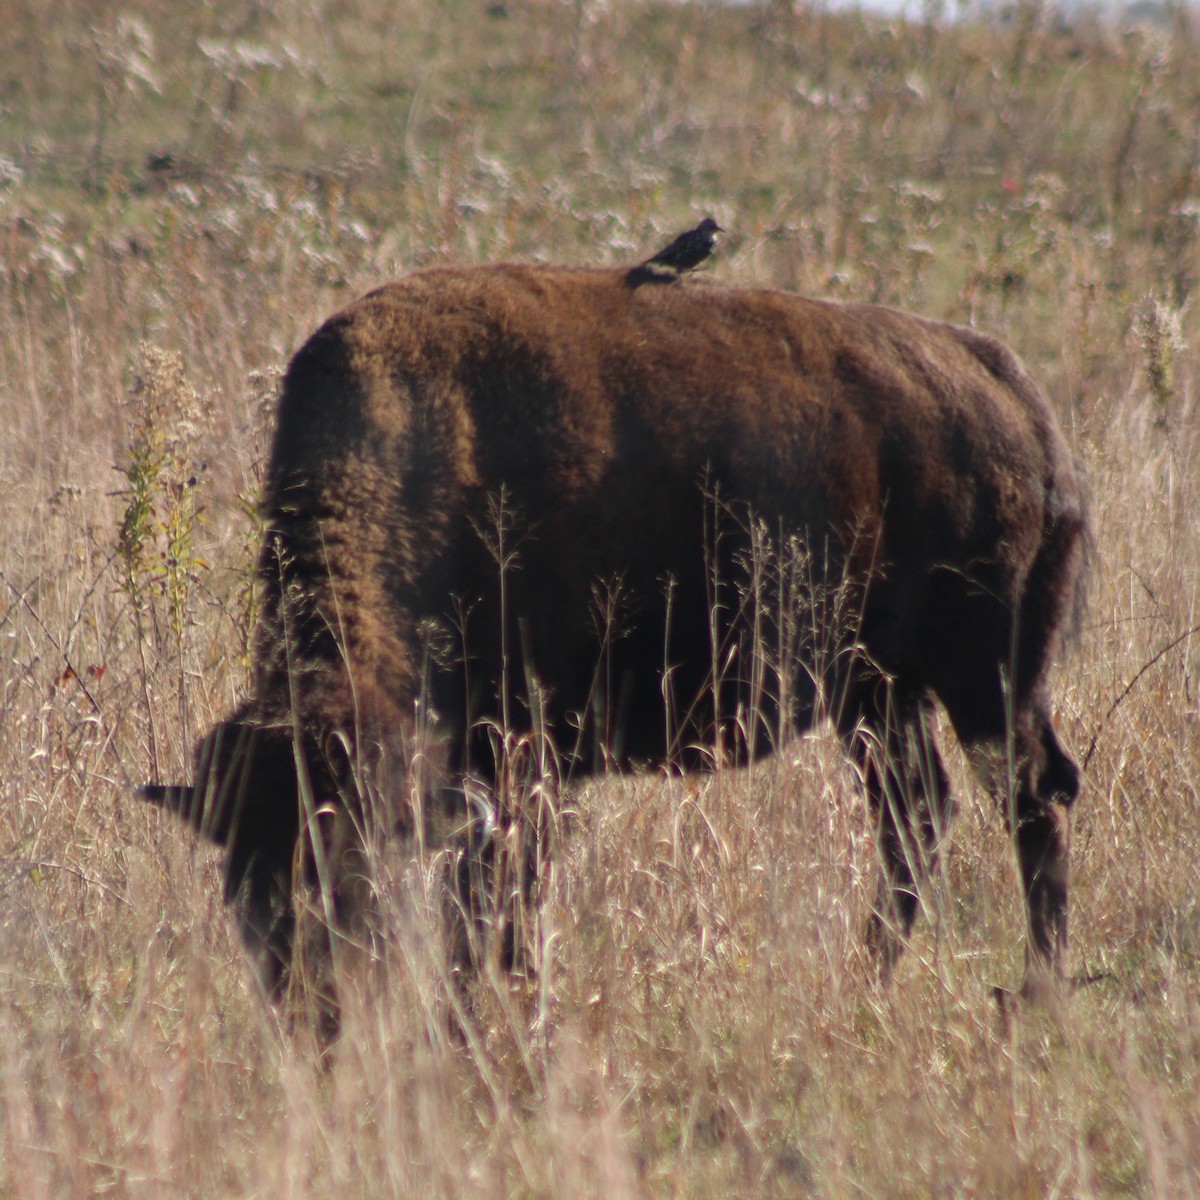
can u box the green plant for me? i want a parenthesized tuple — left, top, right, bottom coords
(116, 343, 209, 772)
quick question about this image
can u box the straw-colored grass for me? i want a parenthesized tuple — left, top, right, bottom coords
(2, 0, 1199, 1194)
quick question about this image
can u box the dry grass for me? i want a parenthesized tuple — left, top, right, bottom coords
(2, 0, 1200, 1194)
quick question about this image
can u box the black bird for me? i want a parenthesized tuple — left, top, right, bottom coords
(641, 217, 724, 274)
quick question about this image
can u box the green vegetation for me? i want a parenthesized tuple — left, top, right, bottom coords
(2, 0, 1199, 1194)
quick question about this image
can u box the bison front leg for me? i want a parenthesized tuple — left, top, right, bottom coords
(234, 857, 296, 1006)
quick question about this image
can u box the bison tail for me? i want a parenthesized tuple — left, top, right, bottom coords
(1045, 461, 1092, 655)
(1014, 469, 1090, 708)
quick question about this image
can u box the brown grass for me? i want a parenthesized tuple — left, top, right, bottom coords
(2, 0, 1199, 1194)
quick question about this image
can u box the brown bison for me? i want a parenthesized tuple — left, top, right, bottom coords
(141, 262, 1086, 1017)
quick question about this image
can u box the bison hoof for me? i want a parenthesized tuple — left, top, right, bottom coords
(992, 970, 1071, 1030)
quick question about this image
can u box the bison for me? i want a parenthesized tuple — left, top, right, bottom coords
(141, 262, 1086, 1023)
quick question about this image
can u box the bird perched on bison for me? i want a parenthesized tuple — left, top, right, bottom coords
(640, 217, 723, 274)
(140, 262, 1087, 1035)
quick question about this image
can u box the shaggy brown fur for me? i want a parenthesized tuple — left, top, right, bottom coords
(141, 263, 1087, 1021)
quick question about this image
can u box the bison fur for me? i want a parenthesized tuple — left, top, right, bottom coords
(141, 263, 1088, 1026)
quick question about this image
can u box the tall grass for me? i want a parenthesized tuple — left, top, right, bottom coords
(2, 0, 1199, 1194)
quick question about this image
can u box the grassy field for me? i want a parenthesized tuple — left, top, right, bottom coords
(2, 0, 1199, 1194)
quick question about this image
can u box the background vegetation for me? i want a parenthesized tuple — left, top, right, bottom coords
(2, 0, 1199, 1193)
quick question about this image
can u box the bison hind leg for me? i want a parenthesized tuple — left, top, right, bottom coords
(966, 705, 1078, 996)
(838, 682, 956, 982)
(932, 577, 1081, 993)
